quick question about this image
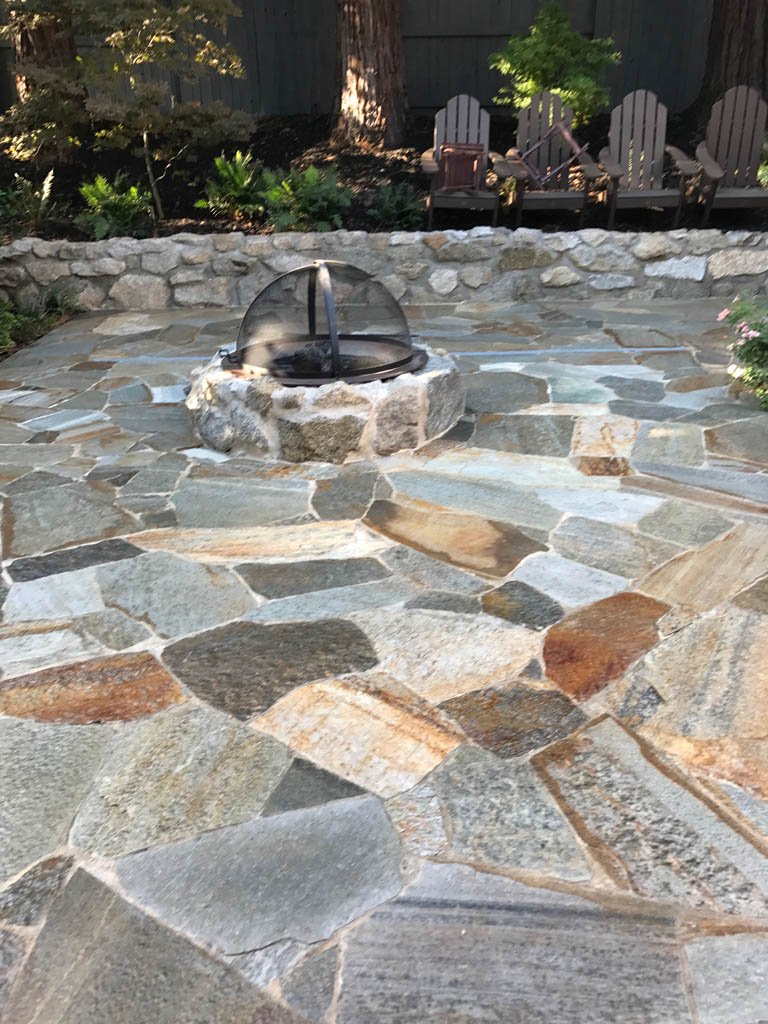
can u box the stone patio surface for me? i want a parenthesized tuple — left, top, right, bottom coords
(0, 296, 767, 1022)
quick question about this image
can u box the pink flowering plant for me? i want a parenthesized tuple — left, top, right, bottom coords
(719, 297, 768, 409)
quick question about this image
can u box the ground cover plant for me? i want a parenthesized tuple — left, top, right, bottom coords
(720, 299, 768, 409)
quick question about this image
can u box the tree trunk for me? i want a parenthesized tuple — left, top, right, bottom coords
(691, 0, 768, 120)
(12, 19, 77, 102)
(332, 0, 408, 149)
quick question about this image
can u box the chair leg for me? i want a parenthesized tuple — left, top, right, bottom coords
(492, 196, 499, 227)
(700, 185, 716, 228)
(426, 192, 434, 231)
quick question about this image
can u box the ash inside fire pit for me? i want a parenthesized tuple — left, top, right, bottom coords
(225, 260, 428, 386)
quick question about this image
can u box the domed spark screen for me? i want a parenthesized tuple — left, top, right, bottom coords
(225, 260, 428, 385)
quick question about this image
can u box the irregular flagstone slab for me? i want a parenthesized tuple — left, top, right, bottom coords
(439, 686, 587, 758)
(7, 537, 141, 582)
(236, 557, 390, 598)
(413, 447, 612, 490)
(163, 618, 379, 719)
(254, 674, 462, 798)
(705, 419, 768, 466)
(472, 413, 575, 456)
(71, 703, 290, 856)
(535, 717, 768, 915)
(711, 780, 768, 839)
(350, 609, 541, 703)
(0, 716, 112, 882)
(543, 592, 669, 700)
(636, 498, 733, 547)
(96, 551, 256, 637)
(464, 371, 548, 413)
(0, 621, 105, 679)
(2, 566, 105, 622)
(365, 499, 545, 578)
(571, 414, 639, 463)
(405, 590, 480, 613)
(246, 577, 419, 622)
(0, 929, 25, 1010)
(311, 470, 379, 519)
(0, 651, 184, 724)
(686, 934, 768, 1024)
(337, 861, 692, 1024)
(129, 521, 389, 562)
(733, 573, 768, 614)
(636, 523, 768, 612)
(552, 516, 682, 579)
(481, 580, 564, 629)
(537, 486, 663, 524)
(2, 870, 298, 1024)
(0, 855, 73, 926)
(632, 422, 706, 467)
(78, 607, 152, 649)
(511, 551, 629, 607)
(2, 481, 135, 557)
(172, 476, 310, 528)
(386, 470, 561, 534)
(597, 375, 666, 402)
(603, 605, 768, 793)
(228, 940, 313, 988)
(636, 462, 768, 506)
(431, 745, 590, 879)
(116, 796, 403, 951)
(263, 757, 365, 816)
(385, 780, 447, 856)
(282, 946, 338, 1024)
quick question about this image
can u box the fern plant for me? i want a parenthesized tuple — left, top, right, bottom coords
(76, 174, 154, 240)
(489, 2, 620, 126)
(195, 150, 269, 221)
(368, 183, 423, 230)
(263, 165, 352, 232)
(0, 170, 57, 233)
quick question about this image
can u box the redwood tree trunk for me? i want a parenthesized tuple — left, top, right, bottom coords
(693, 0, 768, 116)
(13, 19, 77, 101)
(333, 0, 407, 148)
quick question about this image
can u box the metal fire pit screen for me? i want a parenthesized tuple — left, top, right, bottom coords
(225, 260, 428, 386)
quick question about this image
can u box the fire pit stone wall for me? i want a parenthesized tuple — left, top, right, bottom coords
(186, 348, 464, 463)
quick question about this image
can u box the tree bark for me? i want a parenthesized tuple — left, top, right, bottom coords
(332, 0, 408, 149)
(12, 19, 77, 102)
(692, 0, 768, 118)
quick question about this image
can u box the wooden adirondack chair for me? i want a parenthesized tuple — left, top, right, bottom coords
(502, 92, 600, 227)
(421, 94, 513, 229)
(697, 85, 768, 225)
(599, 90, 698, 228)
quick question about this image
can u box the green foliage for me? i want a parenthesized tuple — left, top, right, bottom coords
(263, 165, 352, 232)
(367, 183, 423, 230)
(488, 2, 621, 125)
(195, 150, 269, 220)
(720, 297, 768, 409)
(76, 174, 154, 239)
(0, 291, 72, 356)
(0, 170, 57, 233)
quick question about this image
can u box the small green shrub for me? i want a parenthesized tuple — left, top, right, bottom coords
(0, 292, 72, 356)
(76, 174, 154, 240)
(488, 2, 621, 126)
(195, 150, 269, 221)
(263, 165, 352, 232)
(719, 298, 768, 409)
(0, 170, 57, 233)
(368, 183, 423, 230)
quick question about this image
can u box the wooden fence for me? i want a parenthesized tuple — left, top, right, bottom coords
(0, 0, 713, 117)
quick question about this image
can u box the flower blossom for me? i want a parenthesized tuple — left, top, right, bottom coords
(717, 308, 730, 321)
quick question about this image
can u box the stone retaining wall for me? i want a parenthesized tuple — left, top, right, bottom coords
(1, 227, 767, 311)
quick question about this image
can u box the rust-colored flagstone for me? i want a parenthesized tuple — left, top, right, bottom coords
(0, 652, 185, 724)
(543, 592, 669, 700)
(253, 673, 463, 798)
(364, 499, 545, 577)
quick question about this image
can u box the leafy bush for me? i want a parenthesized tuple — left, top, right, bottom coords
(76, 174, 154, 239)
(0, 170, 57, 233)
(489, 2, 621, 126)
(719, 298, 768, 409)
(0, 292, 73, 356)
(195, 150, 269, 221)
(263, 165, 352, 232)
(368, 183, 423, 230)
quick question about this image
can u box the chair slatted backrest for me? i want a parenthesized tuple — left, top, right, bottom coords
(434, 94, 489, 158)
(609, 90, 668, 190)
(517, 92, 575, 189)
(706, 85, 767, 188)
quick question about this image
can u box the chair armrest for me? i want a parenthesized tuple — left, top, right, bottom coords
(665, 145, 698, 177)
(696, 142, 725, 182)
(421, 149, 439, 177)
(489, 151, 520, 181)
(578, 152, 601, 180)
(599, 147, 624, 179)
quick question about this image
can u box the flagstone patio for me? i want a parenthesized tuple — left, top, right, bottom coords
(1, 295, 767, 1022)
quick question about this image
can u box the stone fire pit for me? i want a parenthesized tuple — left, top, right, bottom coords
(186, 348, 464, 462)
